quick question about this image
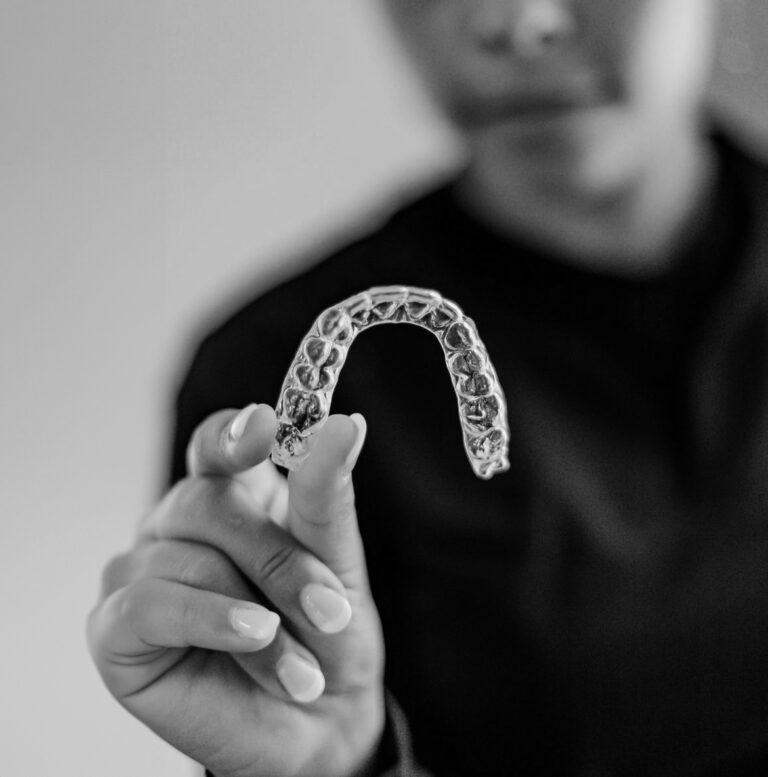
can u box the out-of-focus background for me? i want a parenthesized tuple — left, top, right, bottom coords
(1, 1, 766, 774)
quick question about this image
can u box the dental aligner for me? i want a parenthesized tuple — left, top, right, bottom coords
(270, 286, 510, 480)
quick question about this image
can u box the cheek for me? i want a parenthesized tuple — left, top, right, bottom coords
(383, 0, 517, 117)
(384, 3, 456, 86)
(621, 0, 716, 117)
(385, 1, 462, 66)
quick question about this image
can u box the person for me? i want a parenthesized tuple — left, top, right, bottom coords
(87, 1, 768, 775)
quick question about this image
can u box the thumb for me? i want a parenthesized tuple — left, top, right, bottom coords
(286, 413, 368, 593)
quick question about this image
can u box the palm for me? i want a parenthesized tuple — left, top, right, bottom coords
(123, 648, 352, 777)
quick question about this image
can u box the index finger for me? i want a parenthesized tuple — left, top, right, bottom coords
(287, 413, 369, 592)
(186, 404, 278, 477)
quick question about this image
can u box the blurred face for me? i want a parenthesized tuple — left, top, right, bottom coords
(384, 0, 718, 184)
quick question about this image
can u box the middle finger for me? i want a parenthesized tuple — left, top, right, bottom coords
(146, 476, 354, 639)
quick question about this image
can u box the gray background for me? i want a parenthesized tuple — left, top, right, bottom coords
(1, 1, 766, 774)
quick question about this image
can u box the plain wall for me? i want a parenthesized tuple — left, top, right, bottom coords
(1, 1, 766, 774)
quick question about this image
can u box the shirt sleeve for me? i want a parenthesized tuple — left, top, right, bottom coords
(374, 691, 433, 777)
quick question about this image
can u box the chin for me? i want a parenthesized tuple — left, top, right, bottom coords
(478, 103, 644, 192)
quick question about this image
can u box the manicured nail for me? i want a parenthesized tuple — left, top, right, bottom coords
(276, 654, 325, 703)
(227, 404, 259, 445)
(300, 583, 352, 634)
(230, 605, 280, 642)
(343, 413, 367, 472)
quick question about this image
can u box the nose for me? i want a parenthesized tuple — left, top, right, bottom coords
(470, 0, 577, 59)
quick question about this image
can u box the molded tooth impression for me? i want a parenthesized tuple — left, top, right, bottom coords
(270, 286, 510, 480)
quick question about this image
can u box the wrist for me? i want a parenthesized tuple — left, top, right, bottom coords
(331, 686, 387, 777)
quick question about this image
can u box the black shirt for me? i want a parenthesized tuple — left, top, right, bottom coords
(175, 130, 768, 776)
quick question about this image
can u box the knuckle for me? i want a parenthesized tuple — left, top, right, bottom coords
(334, 493, 357, 525)
(221, 499, 247, 531)
(119, 580, 153, 633)
(177, 593, 200, 636)
(290, 496, 321, 528)
(187, 425, 204, 465)
(342, 643, 383, 690)
(141, 535, 252, 600)
(84, 607, 103, 659)
(172, 543, 234, 591)
(100, 552, 132, 594)
(158, 479, 194, 535)
(219, 478, 256, 531)
(141, 540, 194, 584)
(172, 543, 212, 585)
(171, 476, 210, 522)
(164, 476, 233, 539)
(259, 543, 299, 586)
(293, 487, 357, 529)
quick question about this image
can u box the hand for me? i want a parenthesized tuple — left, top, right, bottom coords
(87, 404, 385, 777)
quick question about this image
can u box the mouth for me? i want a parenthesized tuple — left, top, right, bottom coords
(493, 92, 605, 119)
(456, 72, 622, 126)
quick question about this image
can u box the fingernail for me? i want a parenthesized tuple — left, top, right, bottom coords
(276, 654, 325, 703)
(230, 605, 280, 642)
(300, 583, 352, 634)
(227, 404, 259, 445)
(343, 413, 367, 472)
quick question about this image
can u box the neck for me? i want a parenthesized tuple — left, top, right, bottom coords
(455, 119, 716, 278)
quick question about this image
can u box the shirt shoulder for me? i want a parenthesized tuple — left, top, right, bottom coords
(192, 181, 457, 393)
(713, 122, 768, 202)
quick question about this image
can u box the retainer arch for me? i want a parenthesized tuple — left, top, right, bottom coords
(270, 286, 510, 480)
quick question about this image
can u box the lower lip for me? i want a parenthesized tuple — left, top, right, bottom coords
(478, 75, 621, 125)
(513, 92, 626, 138)
(477, 99, 609, 130)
